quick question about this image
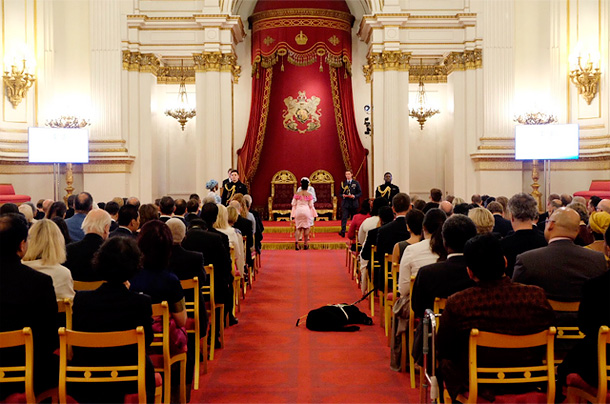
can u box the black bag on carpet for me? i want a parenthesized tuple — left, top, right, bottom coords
(305, 304, 373, 332)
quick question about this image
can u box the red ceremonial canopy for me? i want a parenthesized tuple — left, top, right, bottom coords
(237, 0, 369, 213)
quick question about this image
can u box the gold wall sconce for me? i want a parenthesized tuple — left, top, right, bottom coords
(569, 51, 601, 105)
(3, 59, 36, 108)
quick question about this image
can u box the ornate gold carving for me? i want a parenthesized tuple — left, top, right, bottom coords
(245, 68, 273, 183)
(157, 66, 196, 84)
(249, 8, 354, 25)
(329, 67, 352, 171)
(328, 35, 340, 46)
(253, 18, 351, 33)
(408, 64, 448, 83)
(193, 52, 241, 83)
(363, 51, 411, 83)
(263, 36, 275, 46)
(295, 30, 308, 46)
(444, 49, 482, 74)
(122, 51, 161, 74)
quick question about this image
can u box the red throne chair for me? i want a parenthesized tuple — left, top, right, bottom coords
(0, 184, 31, 204)
(268, 170, 297, 221)
(573, 180, 610, 200)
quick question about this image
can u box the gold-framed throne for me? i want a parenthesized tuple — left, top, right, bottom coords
(309, 169, 337, 221)
(268, 170, 297, 221)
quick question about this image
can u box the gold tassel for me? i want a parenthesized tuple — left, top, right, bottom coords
(319, 55, 323, 72)
(281, 55, 284, 72)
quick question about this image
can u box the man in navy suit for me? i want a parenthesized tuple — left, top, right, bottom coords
(376, 193, 411, 258)
(109, 204, 139, 238)
(339, 170, 362, 237)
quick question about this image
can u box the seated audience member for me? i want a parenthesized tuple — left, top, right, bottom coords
(398, 208, 447, 297)
(126, 196, 140, 209)
(560, 193, 573, 207)
(412, 199, 426, 212)
(347, 199, 371, 247)
(138, 203, 159, 229)
(158, 196, 175, 222)
(376, 193, 412, 257)
(65, 195, 76, 219)
(411, 214, 477, 318)
(360, 206, 395, 290)
(0, 214, 58, 399)
(189, 193, 200, 204)
(587, 195, 601, 214)
(129, 220, 191, 394)
(471, 194, 483, 207)
(35, 199, 46, 220)
(513, 207, 607, 302)
(18, 203, 35, 228)
(216, 205, 246, 277)
(487, 201, 511, 237)
(557, 227, 610, 393)
(229, 197, 254, 269)
(586, 211, 610, 258)
(392, 209, 424, 266)
(452, 203, 470, 216)
(244, 194, 264, 253)
(568, 201, 594, 246)
(572, 196, 587, 206)
(358, 198, 390, 282)
(437, 233, 555, 401)
(0, 202, 19, 216)
(500, 193, 547, 278)
(598, 198, 610, 213)
(496, 196, 510, 220)
(70, 236, 156, 403)
(439, 200, 453, 217)
(41, 199, 54, 217)
(47, 201, 67, 220)
(22, 219, 74, 300)
(104, 201, 120, 232)
(173, 199, 187, 225)
(537, 193, 560, 226)
(51, 217, 71, 245)
(110, 204, 139, 238)
(468, 207, 494, 235)
(423, 188, 442, 213)
(451, 197, 465, 206)
(65, 209, 111, 281)
(185, 198, 200, 224)
(65, 192, 94, 242)
(536, 198, 562, 232)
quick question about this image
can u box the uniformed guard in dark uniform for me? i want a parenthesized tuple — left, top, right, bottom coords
(339, 170, 362, 237)
(221, 169, 248, 205)
(375, 172, 400, 206)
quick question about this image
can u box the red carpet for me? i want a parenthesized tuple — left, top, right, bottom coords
(191, 249, 420, 403)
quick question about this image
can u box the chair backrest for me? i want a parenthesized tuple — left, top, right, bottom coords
(383, 254, 394, 298)
(150, 301, 172, 361)
(0, 327, 35, 403)
(270, 170, 297, 203)
(547, 299, 584, 339)
(180, 277, 200, 336)
(73, 280, 105, 291)
(596, 325, 610, 400)
(309, 170, 335, 204)
(202, 265, 216, 309)
(467, 327, 557, 404)
(58, 326, 147, 404)
(57, 298, 73, 330)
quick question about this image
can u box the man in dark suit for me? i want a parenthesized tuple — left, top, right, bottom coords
(487, 201, 512, 237)
(438, 234, 555, 401)
(109, 204, 139, 238)
(500, 193, 547, 277)
(412, 213, 478, 318)
(339, 170, 362, 237)
(65, 209, 112, 281)
(158, 196, 175, 222)
(513, 207, 607, 302)
(360, 206, 394, 290)
(221, 170, 248, 205)
(376, 193, 411, 258)
(184, 198, 200, 225)
(104, 201, 120, 232)
(375, 172, 400, 206)
(423, 188, 442, 213)
(0, 214, 59, 399)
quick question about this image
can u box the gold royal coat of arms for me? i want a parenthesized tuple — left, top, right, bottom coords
(282, 91, 322, 134)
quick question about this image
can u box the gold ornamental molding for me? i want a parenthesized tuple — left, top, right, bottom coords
(122, 51, 161, 74)
(363, 51, 411, 83)
(157, 66, 196, 85)
(193, 52, 241, 83)
(444, 49, 482, 74)
(408, 64, 448, 84)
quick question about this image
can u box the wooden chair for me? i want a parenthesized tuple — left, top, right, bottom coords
(407, 275, 418, 388)
(309, 169, 337, 220)
(566, 325, 610, 404)
(150, 302, 187, 404)
(433, 297, 447, 330)
(243, 235, 255, 286)
(229, 246, 244, 313)
(57, 298, 73, 330)
(547, 299, 584, 364)
(369, 245, 378, 316)
(444, 327, 557, 404)
(383, 254, 398, 340)
(73, 280, 105, 291)
(0, 327, 57, 403)
(268, 170, 297, 221)
(202, 265, 225, 360)
(58, 326, 161, 404)
(180, 277, 207, 389)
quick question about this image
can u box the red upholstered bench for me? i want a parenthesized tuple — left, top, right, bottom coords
(573, 180, 610, 200)
(0, 184, 31, 204)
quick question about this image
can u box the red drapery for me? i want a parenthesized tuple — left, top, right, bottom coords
(237, 2, 369, 212)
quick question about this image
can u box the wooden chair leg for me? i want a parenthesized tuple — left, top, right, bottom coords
(194, 332, 200, 390)
(209, 311, 216, 360)
(201, 336, 208, 374)
(179, 359, 186, 404)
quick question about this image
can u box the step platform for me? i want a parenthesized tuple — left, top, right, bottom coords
(261, 220, 348, 250)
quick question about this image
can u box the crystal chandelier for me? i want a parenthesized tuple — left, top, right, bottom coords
(45, 115, 90, 128)
(165, 64, 196, 131)
(513, 111, 557, 125)
(409, 70, 439, 130)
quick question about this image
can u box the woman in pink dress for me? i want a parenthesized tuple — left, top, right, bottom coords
(291, 178, 318, 250)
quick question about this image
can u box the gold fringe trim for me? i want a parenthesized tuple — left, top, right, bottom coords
(262, 242, 346, 251)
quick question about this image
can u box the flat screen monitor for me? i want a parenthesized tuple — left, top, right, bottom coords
(514, 123, 579, 160)
(28, 127, 89, 163)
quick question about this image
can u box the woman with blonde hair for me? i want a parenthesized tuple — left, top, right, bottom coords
(468, 207, 495, 234)
(215, 204, 246, 276)
(22, 219, 75, 299)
